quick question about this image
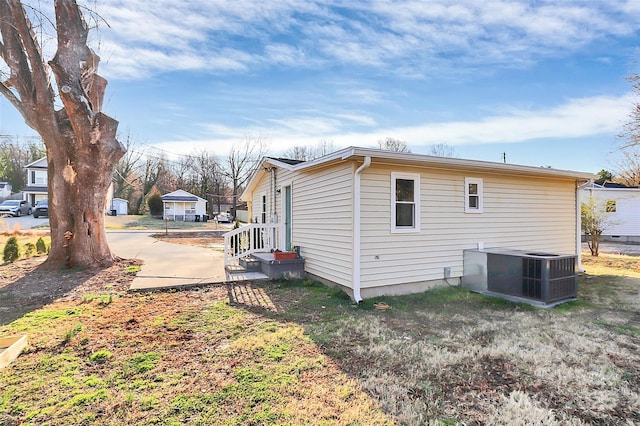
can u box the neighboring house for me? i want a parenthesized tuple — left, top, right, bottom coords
(22, 157, 117, 212)
(234, 146, 595, 301)
(582, 182, 640, 243)
(162, 189, 207, 221)
(22, 157, 48, 206)
(0, 182, 12, 199)
(235, 201, 249, 223)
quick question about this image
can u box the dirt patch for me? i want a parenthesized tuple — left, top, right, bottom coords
(153, 231, 225, 249)
(0, 257, 140, 326)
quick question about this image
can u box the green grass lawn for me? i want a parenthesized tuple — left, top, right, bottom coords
(1, 254, 639, 424)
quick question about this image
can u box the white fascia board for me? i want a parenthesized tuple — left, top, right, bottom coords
(24, 157, 48, 169)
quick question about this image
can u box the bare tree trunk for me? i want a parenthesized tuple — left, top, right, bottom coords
(0, 1, 124, 268)
(587, 231, 601, 257)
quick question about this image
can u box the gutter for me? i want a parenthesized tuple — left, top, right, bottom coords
(576, 179, 593, 272)
(352, 156, 371, 303)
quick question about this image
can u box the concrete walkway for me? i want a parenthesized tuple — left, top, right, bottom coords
(107, 230, 228, 291)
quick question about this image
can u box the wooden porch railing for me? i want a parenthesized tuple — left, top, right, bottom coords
(223, 223, 283, 266)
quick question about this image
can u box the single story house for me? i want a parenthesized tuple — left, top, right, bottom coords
(162, 189, 207, 221)
(582, 182, 640, 243)
(236, 146, 595, 301)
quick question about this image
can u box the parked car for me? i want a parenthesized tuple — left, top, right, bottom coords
(216, 212, 232, 223)
(0, 200, 31, 217)
(33, 199, 48, 218)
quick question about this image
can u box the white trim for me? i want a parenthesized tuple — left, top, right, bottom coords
(390, 172, 420, 233)
(576, 179, 593, 272)
(279, 180, 293, 250)
(260, 191, 267, 223)
(353, 157, 371, 303)
(464, 177, 483, 213)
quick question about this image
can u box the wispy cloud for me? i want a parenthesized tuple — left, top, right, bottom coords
(93, 0, 640, 80)
(155, 94, 631, 155)
(331, 94, 633, 147)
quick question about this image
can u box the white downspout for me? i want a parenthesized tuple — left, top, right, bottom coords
(353, 156, 371, 303)
(576, 179, 593, 272)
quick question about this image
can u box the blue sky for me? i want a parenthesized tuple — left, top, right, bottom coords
(2, 0, 639, 173)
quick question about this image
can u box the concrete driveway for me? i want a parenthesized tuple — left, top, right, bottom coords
(106, 231, 227, 290)
(0, 214, 48, 232)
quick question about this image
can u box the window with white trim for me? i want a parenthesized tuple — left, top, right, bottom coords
(31, 170, 47, 185)
(465, 177, 483, 213)
(391, 172, 420, 232)
(185, 202, 197, 215)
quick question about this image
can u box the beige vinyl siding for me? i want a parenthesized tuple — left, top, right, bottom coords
(290, 163, 354, 288)
(250, 173, 275, 223)
(247, 163, 355, 288)
(360, 164, 577, 290)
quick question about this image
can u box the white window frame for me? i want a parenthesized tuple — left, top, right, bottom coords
(32, 170, 47, 186)
(465, 177, 483, 213)
(390, 172, 420, 233)
(260, 192, 267, 224)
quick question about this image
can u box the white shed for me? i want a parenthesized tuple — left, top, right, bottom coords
(110, 198, 129, 215)
(162, 190, 207, 221)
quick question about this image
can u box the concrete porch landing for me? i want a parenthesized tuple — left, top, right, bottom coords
(107, 232, 304, 292)
(225, 253, 305, 281)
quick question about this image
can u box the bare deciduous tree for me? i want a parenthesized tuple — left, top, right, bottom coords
(224, 135, 268, 218)
(0, 135, 45, 192)
(283, 140, 335, 161)
(377, 137, 410, 153)
(137, 156, 166, 215)
(612, 148, 640, 187)
(0, 1, 125, 267)
(428, 143, 456, 158)
(191, 150, 222, 215)
(283, 145, 311, 161)
(620, 73, 640, 149)
(113, 134, 143, 210)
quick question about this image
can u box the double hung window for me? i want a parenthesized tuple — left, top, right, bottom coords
(465, 177, 483, 213)
(391, 172, 420, 232)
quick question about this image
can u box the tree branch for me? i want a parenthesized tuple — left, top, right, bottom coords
(49, 0, 95, 146)
(0, 0, 56, 131)
(0, 80, 30, 124)
(8, 0, 53, 109)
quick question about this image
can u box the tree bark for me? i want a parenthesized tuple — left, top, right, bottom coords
(0, 0, 124, 268)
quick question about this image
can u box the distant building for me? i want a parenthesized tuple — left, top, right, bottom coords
(22, 157, 48, 205)
(0, 182, 12, 199)
(582, 182, 640, 243)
